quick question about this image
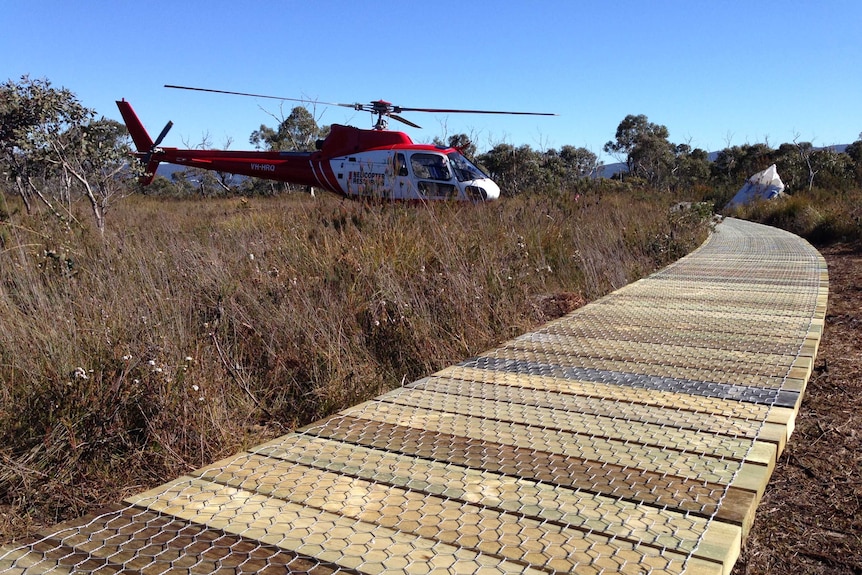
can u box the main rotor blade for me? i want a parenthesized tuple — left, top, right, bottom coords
(164, 85, 357, 109)
(397, 106, 557, 116)
(389, 114, 422, 129)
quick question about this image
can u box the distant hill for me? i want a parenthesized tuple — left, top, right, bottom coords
(598, 162, 627, 178)
(156, 164, 184, 179)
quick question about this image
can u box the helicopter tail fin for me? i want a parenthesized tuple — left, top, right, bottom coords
(116, 100, 154, 152)
(116, 99, 167, 185)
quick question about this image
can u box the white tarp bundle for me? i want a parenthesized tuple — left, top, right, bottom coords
(726, 164, 786, 209)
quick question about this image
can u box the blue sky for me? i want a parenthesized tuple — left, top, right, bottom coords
(4, 1, 860, 161)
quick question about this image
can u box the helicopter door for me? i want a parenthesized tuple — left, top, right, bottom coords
(391, 153, 415, 199)
(409, 153, 458, 200)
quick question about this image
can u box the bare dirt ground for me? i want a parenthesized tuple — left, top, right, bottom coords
(732, 242, 862, 575)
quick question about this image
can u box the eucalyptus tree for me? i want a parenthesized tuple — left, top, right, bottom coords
(432, 133, 478, 160)
(711, 143, 775, 188)
(604, 114, 675, 188)
(248, 105, 329, 194)
(670, 144, 711, 192)
(559, 145, 601, 181)
(477, 143, 544, 196)
(846, 134, 862, 186)
(250, 106, 327, 152)
(0, 75, 130, 233)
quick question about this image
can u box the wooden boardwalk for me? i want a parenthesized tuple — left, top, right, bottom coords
(1, 218, 828, 575)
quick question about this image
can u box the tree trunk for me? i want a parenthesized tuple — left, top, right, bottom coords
(14, 176, 32, 213)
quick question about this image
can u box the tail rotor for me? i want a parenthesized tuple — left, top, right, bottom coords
(116, 99, 171, 184)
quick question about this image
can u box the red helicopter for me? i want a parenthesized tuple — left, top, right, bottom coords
(117, 85, 555, 201)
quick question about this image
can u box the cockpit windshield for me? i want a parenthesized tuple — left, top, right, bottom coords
(447, 152, 489, 182)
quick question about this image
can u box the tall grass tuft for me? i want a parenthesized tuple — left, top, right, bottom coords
(0, 190, 709, 541)
(732, 187, 862, 245)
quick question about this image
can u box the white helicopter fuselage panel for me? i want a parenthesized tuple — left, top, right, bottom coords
(328, 148, 499, 202)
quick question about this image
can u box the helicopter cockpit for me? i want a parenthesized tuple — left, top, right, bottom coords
(398, 150, 500, 201)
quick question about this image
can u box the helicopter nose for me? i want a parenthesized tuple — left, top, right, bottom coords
(482, 179, 501, 200)
(465, 181, 500, 202)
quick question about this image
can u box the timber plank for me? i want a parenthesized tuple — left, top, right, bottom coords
(409, 376, 792, 455)
(193, 451, 708, 571)
(125, 477, 554, 575)
(1, 504, 337, 575)
(378, 387, 767, 464)
(0, 547, 75, 575)
(507, 334, 807, 376)
(338, 400, 751, 486)
(434, 366, 793, 425)
(538, 324, 810, 356)
(251, 434, 714, 553)
(305, 414, 758, 527)
(479, 346, 794, 390)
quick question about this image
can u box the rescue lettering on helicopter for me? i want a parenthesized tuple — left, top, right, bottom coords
(251, 163, 276, 172)
(349, 172, 385, 186)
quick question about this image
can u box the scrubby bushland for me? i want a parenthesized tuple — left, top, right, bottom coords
(730, 187, 862, 245)
(0, 189, 710, 541)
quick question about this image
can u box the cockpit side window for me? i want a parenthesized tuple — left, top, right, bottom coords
(410, 153, 451, 181)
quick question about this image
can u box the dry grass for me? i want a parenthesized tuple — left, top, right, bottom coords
(730, 187, 862, 246)
(0, 189, 709, 542)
